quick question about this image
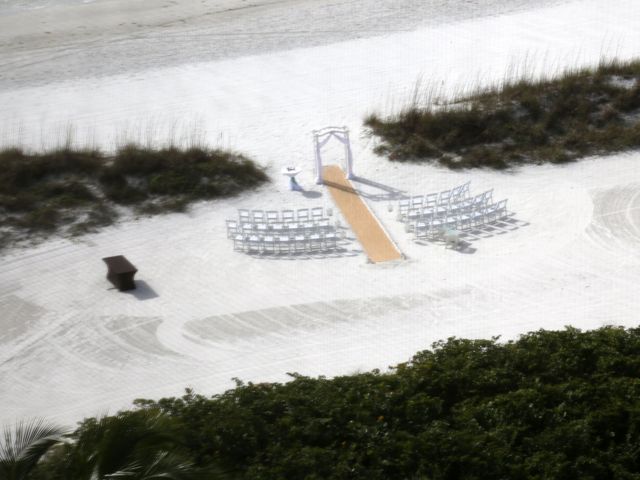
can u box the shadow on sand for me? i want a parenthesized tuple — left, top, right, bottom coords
(412, 215, 530, 254)
(350, 175, 407, 201)
(301, 190, 322, 199)
(124, 280, 159, 300)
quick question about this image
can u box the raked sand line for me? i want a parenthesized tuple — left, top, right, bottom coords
(322, 165, 402, 263)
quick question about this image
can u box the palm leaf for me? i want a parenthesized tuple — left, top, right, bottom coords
(0, 419, 66, 480)
(104, 451, 205, 480)
(93, 411, 178, 478)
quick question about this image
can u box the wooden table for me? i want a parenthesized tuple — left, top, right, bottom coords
(102, 255, 137, 291)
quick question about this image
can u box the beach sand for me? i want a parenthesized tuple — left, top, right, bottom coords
(0, 0, 565, 88)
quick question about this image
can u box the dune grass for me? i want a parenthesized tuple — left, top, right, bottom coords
(365, 59, 640, 169)
(0, 144, 267, 248)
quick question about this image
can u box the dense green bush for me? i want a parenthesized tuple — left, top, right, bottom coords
(366, 59, 640, 169)
(0, 144, 267, 248)
(34, 326, 640, 480)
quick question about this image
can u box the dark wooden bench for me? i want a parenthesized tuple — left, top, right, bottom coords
(102, 255, 137, 291)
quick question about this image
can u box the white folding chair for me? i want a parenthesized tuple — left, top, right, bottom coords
(323, 232, 337, 250)
(460, 181, 471, 199)
(311, 207, 324, 220)
(238, 209, 251, 223)
(286, 222, 299, 234)
(481, 189, 494, 205)
(407, 208, 421, 223)
(266, 210, 279, 223)
(440, 190, 453, 205)
(435, 200, 449, 216)
(247, 235, 262, 254)
(425, 193, 438, 207)
(303, 222, 316, 236)
(484, 203, 497, 223)
(472, 205, 487, 227)
(411, 195, 424, 208)
(496, 199, 508, 220)
(458, 195, 474, 210)
(294, 234, 307, 253)
(233, 234, 246, 251)
(317, 219, 331, 232)
(398, 198, 410, 210)
(430, 217, 446, 237)
(277, 235, 292, 254)
(414, 220, 429, 239)
(450, 184, 462, 200)
(252, 210, 265, 223)
(456, 211, 473, 231)
(471, 193, 485, 210)
(485, 199, 507, 223)
(308, 233, 322, 252)
(297, 208, 310, 222)
(397, 199, 410, 221)
(422, 206, 435, 221)
(282, 210, 295, 223)
(226, 220, 238, 239)
(263, 235, 276, 254)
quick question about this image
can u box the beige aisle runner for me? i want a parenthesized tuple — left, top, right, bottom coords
(323, 165, 402, 263)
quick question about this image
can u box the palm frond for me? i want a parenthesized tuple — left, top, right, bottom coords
(0, 419, 66, 480)
(93, 410, 178, 478)
(104, 451, 204, 480)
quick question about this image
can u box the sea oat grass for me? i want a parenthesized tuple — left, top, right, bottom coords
(365, 59, 640, 169)
(0, 144, 267, 248)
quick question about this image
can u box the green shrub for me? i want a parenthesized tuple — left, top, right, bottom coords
(19, 205, 60, 232)
(34, 326, 640, 480)
(366, 59, 640, 169)
(0, 143, 267, 249)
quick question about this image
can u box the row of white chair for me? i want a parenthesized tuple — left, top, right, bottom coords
(411, 199, 509, 238)
(400, 190, 494, 223)
(226, 219, 335, 238)
(398, 188, 488, 221)
(233, 231, 339, 254)
(398, 181, 471, 213)
(238, 207, 328, 224)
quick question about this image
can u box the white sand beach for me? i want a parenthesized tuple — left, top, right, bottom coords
(0, 0, 565, 89)
(1, 0, 640, 425)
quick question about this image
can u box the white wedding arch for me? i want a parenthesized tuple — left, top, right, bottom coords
(312, 126, 354, 184)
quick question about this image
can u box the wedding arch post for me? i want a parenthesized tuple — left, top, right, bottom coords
(312, 126, 354, 184)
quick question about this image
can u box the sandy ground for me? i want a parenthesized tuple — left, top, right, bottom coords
(1, 0, 640, 425)
(0, 0, 565, 89)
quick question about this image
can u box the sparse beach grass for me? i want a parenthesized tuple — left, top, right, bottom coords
(0, 144, 267, 248)
(365, 59, 640, 169)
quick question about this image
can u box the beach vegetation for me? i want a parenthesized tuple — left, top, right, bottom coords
(0, 420, 66, 480)
(22, 411, 222, 480)
(365, 58, 640, 169)
(27, 325, 640, 480)
(0, 144, 267, 249)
